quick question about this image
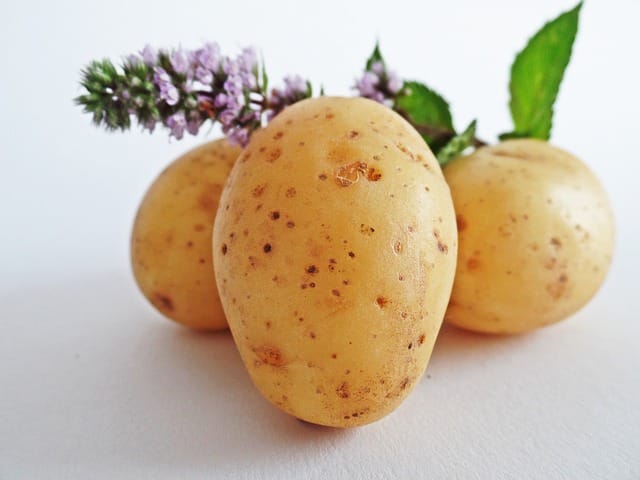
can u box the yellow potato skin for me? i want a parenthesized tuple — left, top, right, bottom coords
(132, 139, 242, 330)
(213, 97, 457, 427)
(443, 139, 614, 334)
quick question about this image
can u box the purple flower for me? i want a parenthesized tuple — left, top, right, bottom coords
(154, 67, 180, 106)
(186, 112, 203, 135)
(170, 49, 189, 74)
(195, 66, 213, 85)
(140, 45, 157, 66)
(166, 112, 186, 139)
(354, 61, 402, 106)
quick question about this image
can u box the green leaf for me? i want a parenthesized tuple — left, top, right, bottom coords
(395, 81, 454, 150)
(365, 42, 384, 70)
(437, 120, 477, 166)
(502, 2, 582, 140)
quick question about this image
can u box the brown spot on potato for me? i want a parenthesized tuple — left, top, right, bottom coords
(285, 187, 297, 198)
(286, 221, 295, 228)
(456, 214, 467, 232)
(336, 382, 350, 399)
(331, 354, 337, 359)
(273, 131, 284, 140)
(360, 224, 375, 235)
(252, 184, 265, 197)
(263, 243, 272, 253)
(309, 332, 316, 339)
(198, 258, 206, 264)
(221, 244, 228, 255)
(270, 211, 280, 220)
(366, 167, 382, 181)
(467, 258, 480, 270)
(306, 265, 318, 274)
(193, 224, 205, 232)
(154, 293, 174, 312)
(393, 241, 403, 254)
(400, 377, 410, 390)
(331, 289, 340, 297)
(186, 241, 194, 248)
(550, 237, 562, 248)
(268, 148, 281, 162)
(418, 334, 426, 345)
(348, 130, 360, 139)
(253, 346, 284, 367)
(376, 296, 389, 308)
(318, 173, 327, 180)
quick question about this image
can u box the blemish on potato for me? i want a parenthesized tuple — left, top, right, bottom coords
(318, 173, 327, 181)
(263, 243, 272, 253)
(269, 211, 280, 220)
(348, 130, 360, 139)
(336, 382, 350, 399)
(273, 131, 284, 140)
(252, 184, 266, 197)
(331, 289, 340, 297)
(221, 244, 227, 255)
(360, 224, 375, 235)
(393, 241, 403, 254)
(467, 258, 480, 270)
(198, 257, 206, 264)
(550, 237, 562, 248)
(186, 241, 194, 248)
(376, 296, 389, 308)
(193, 224, 205, 232)
(400, 378, 410, 390)
(285, 187, 297, 198)
(367, 167, 382, 181)
(335, 161, 368, 187)
(253, 346, 285, 367)
(268, 148, 281, 163)
(154, 293, 174, 312)
(418, 334, 426, 345)
(306, 265, 318, 274)
(348, 251, 355, 258)
(286, 221, 295, 228)
(456, 214, 467, 232)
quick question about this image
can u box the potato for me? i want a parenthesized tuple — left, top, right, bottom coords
(213, 97, 457, 427)
(443, 139, 614, 334)
(131, 138, 242, 330)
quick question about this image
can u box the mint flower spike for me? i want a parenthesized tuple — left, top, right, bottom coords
(75, 43, 313, 146)
(354, 59, 402, 107)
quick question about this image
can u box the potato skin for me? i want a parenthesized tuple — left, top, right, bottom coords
(213, 97, 457, 427)
(443, 139, 614, 334)
(131, 139, 242, 330)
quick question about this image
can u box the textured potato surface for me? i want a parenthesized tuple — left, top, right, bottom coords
(132, 139, 242, 330)
(443, 139, 614, 334)
(213, 97, 457, 426)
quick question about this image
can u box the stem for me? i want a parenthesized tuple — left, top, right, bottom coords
(395, 107, 488, 148)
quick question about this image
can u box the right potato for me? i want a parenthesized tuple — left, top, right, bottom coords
(443, 139, 614, 334)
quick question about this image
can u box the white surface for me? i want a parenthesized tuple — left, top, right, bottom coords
(1, 1, 639, 479)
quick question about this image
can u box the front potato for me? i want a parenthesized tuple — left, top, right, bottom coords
(132, 139, 241, 330)
(444, 139, 614, 334)
(213, 97, 457, 427)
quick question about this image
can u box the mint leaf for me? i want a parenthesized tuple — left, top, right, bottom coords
(395, 81, 454, 151)
(437, 120, 477, 166)
(501, 2, 582, 140)
(365, 42, 384, 70)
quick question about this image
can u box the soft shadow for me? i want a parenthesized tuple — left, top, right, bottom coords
(3, 272, 354, 474)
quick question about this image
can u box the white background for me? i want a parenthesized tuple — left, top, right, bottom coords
(2, 1, 639, 479)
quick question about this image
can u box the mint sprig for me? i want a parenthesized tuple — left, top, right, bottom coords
(500, 2, 582, 140)
(395, 81, 455, 152)
(437, 120, 477, 166)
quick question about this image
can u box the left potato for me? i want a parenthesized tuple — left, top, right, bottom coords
(131, 138, 242, 330)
